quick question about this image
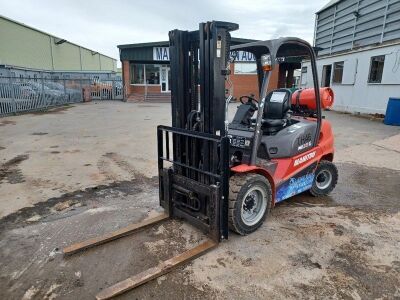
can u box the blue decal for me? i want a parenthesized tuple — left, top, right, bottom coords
(276, 173, 315, 202)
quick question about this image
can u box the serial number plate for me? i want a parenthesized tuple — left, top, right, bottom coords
(229, 136, 251, 148)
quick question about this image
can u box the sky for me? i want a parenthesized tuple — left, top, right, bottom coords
(0, 0, 329, 66)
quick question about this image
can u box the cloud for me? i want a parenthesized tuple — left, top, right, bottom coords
(0, 0, 328, 62)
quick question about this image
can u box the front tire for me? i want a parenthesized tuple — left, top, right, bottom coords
(310, 160, 338, 196)
(228, 173, 272, 235)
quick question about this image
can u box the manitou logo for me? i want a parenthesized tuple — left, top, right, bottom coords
(294, 151, 316, 167)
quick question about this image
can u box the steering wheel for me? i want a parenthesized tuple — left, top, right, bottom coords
(240, 94, 258, 105)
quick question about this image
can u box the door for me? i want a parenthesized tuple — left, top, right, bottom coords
(160, 66, 170, 92)
(321, 65, 332, 87)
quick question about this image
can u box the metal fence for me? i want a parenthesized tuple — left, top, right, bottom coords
(0, 76, 123, 117)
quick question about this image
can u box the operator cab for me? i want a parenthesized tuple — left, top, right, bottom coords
(228, 38, 322, 164)
(230, 88, 295, 134)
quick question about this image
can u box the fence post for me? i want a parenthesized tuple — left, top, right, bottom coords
(80, 78, 83, 103)
(8, 74, 16, 115)
(63, 78, 67, 104)
(111, 79, 115, 100)
(41, 76, 47, 109)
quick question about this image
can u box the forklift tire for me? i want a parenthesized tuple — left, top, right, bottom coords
(310, 160, 338, 197)
(228, 173, 272, 235)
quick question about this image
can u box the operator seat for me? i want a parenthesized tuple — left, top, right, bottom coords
(262, 89, 291, 134)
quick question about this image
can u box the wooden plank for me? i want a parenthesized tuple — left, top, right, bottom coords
(96, 239, 217, 300)
(63, 213, 169, 256)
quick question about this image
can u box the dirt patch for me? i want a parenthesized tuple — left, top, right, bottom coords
(294, 240, 400, 299)
(280, 163, 400, 213)
(0, 154, 29, 184)
(0, 146, 5, 151)
(290, 251, 322, 269)
(0, 177, 157, 232)
(0, 120, 16, 127)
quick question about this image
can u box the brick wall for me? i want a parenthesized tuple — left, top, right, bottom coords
(122, 60, 281, 102)
(229, 64, 280, 101)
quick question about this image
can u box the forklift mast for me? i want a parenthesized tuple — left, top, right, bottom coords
(169, 21, 238, 135)
(158, 21, 238, 242)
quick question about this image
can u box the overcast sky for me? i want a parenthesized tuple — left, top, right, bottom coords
(0, 0, 328, 65)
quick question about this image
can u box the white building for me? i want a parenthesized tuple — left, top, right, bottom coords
(301, 0, 400, 114)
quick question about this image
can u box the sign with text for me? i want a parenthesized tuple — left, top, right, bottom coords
(230, 51, 256, 62)
(153, 47, 170, 61)
(153, 47, 256, 63)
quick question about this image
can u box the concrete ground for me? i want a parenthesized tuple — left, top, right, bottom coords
(0, 101, 399, 299)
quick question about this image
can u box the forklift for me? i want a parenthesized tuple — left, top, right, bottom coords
(63, 21, 338, 299)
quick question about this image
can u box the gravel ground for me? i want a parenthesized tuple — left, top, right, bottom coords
(0, 101, 399, 300)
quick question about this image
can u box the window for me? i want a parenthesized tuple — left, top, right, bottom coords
(332, 61, 344, 83)
(293, 69, 301, 89)
(145, 64, 160, 84)
(321, 65, 332, 87)
(234, 62, 257, 74)
(130, 64, 144, 84)
(300, 67, 307, 85)
(130, 64, 161, 84)
(368, 55, 385, 83)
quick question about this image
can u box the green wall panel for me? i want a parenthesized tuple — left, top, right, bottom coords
(0, 17, 116, 72)
(0, 18, 53, 69)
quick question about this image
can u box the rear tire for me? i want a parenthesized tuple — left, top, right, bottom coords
(228, 173, 272, 235)
(310, 160, 338, 197)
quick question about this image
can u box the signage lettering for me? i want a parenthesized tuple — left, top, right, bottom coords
(230, 51, 256, 62)
(153, 47, 170, 61)
(293, 151, 316, 167)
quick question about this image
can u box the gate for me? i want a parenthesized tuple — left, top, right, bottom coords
(90, 79, 123, 100)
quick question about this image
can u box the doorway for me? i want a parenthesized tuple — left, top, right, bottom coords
(160, 66, 170, 92)
(321, 65, 332, 87)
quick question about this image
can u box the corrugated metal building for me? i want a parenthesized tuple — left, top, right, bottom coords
(301, 0, 400, 114)
(0, 15, 117, 73)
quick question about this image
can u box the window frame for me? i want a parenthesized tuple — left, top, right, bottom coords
(130, 63, 164, 86)
(368, 55, 385, 84)
(300, 66, 308, 86)
(332, 61, 344, 84)
(233, 62, 257, 75)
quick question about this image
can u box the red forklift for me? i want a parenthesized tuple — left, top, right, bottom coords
(64, 21, 337, 299)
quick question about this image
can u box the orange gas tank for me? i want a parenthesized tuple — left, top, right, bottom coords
(291, 88, 334, 110)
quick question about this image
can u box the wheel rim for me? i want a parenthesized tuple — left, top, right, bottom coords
(315, 169, 332, 190)
(240, 185, 267, 226)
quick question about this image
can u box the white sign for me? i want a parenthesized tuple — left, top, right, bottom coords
(153, 47, 256, 63)
(153, 47, 170, 61)
(230, 51, 256, 62)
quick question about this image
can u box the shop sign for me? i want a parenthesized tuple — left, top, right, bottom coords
(153, 47, 170, 61)
(153, 47, 255, 63)
(230, 51, 256, 62)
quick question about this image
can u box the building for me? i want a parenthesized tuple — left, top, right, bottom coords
(0, 15, 117, 77)
(118, 39, 262, 102)
(301, 0, 400, 114)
